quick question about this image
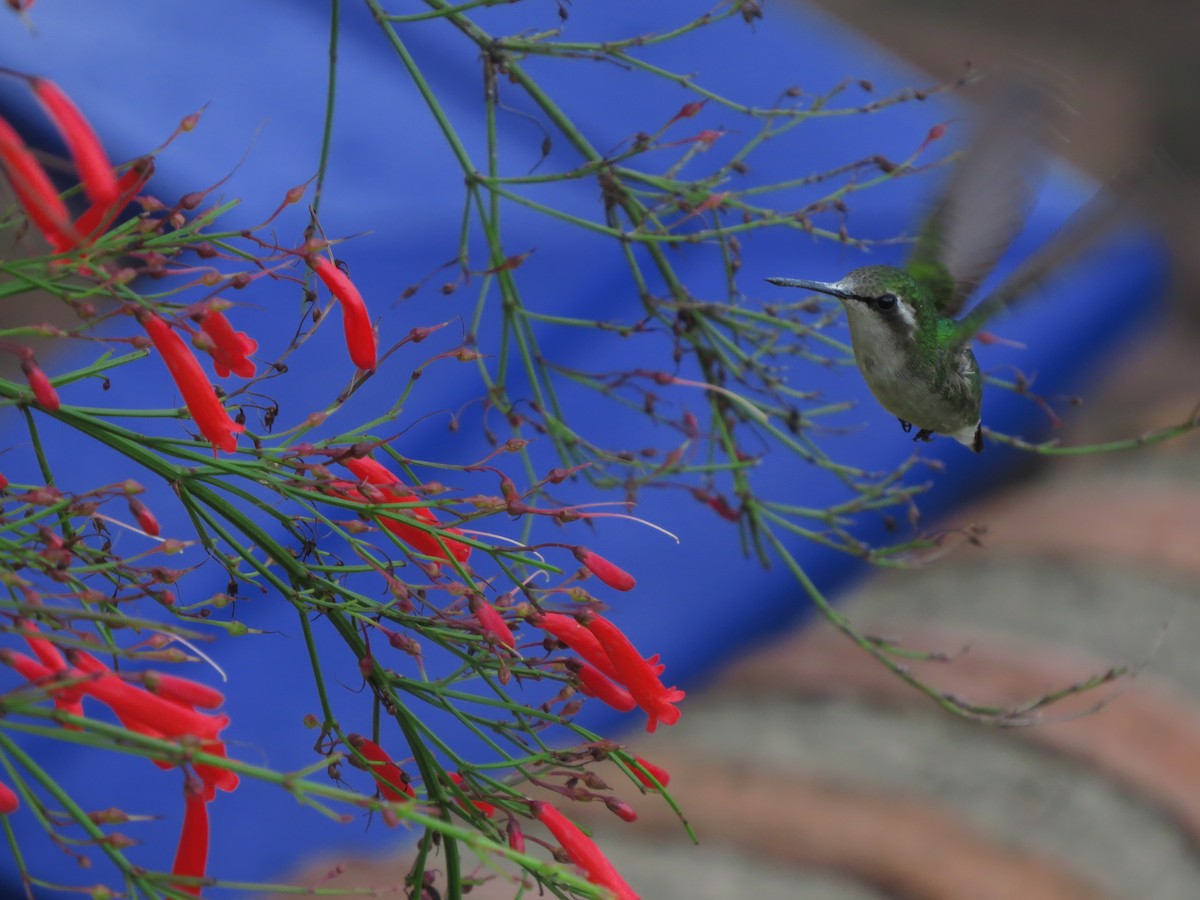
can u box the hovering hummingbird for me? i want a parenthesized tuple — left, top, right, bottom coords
(767, 78, 1132, 452)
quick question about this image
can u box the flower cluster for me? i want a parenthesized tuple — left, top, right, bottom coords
(534, 611, 684, 732)
(0, 75, 148, 255)
(2, 622, 235, 894)
(0, 69, 685, 900)
(0, 76, 378, 457)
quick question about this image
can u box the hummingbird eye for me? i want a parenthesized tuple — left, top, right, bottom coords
(876, 293, 899, 311)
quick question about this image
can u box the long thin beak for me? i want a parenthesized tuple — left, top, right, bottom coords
(764, 277, 850, 300)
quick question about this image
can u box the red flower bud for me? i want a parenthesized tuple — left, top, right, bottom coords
(573, 547, 635, 591)
(128, 497, 160, 536)
(507, 819, 525, 854)
(0, 780, 18, 815)
(469, 594, 515, 649)
(631, 757, 670, 790)
(918, 122, 949, 153)
(20, 358, 59, 411)
(604, 796, 637, 823)
(307, 255, 377, 370)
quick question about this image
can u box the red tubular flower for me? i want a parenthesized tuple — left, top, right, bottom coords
(70, 650, 231, 741)
(572, 662, 636, 713)
(307, 255, 377, 370)
(531, 801, 639, 900)
(80, 672, 230, 741)
(631, 757, 670, 790)
(17, 620, 65, 672)
(74, 156, 154, 241)
(533, 613, 621, 683)
(585, 615, 684, 733)
(573, 547, 636, 592)
(142, 671, 225, 710)
(336, 456, 471, 563)
(170, 785, 209, 897)
(469, 595, 515, 649)
(192, 742, 239, 799)
(31, 79, 119, 210)
(74, 652, 238, 795)
(20, 358, 59, 411)
(0, 115, 79, 251)
(0, 780, 18, 815)
(1, 649, 55, 686)
(4, 648, 236, 794)
(5, 641, 85, 727)
(448, 772, 495, 818)
(346, 733, 414, 803)
(139, 312, 244, 454)
(198, 307, 257, 378)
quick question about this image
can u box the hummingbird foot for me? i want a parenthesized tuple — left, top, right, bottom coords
(897, 418, 914, 434)
(913, 428, 936, 443)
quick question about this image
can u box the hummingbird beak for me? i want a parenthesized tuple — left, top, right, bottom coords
(764, 277, 852, 300)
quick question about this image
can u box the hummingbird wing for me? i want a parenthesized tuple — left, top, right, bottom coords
(906, 76, 1059, 317)
(950, 166, 1157, 348)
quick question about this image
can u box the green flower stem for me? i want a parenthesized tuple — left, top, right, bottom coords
(312, 0, 340, 217)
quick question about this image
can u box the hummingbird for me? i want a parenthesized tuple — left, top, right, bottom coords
(766, 78, 1133, 452)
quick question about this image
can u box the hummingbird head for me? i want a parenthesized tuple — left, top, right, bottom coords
(766, 264, 927, 348)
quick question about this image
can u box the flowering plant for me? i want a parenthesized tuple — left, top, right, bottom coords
(0, 3, 1192, 899)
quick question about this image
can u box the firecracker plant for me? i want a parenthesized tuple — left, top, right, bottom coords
(0, 3, 1195, 899)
